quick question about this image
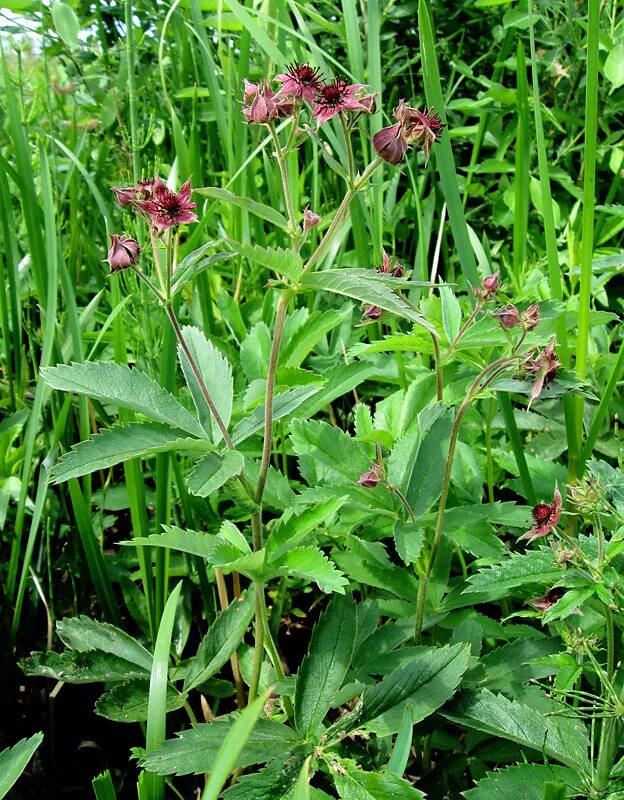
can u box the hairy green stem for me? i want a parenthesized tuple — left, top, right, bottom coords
(268, 122, 300, 242)
(445, 302, 483, 361)
(414, 355, 521, 639)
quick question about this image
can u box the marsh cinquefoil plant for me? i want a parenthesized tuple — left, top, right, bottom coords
(17, 54, 624, 800)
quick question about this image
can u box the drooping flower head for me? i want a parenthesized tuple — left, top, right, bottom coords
(473, 271, 500, 301)
(275, 62, 323, 104)
(362, 304, 383, 321)
(524, 339, 561, 407)
(313, 79, 374, 126)
(242, 80, 294, 124)
(518, 484, 562, 542)
(493, 304, 520, 329)
(107, 234, 140, 273)
(520, 303, 541, 331)
(134, 178, 198, 232)
(303, 208, 321, 233)
(372, 122, 408, 165)
(373, 101, 444, 165)
(357, 462, 385, 488)
(112, 178, 155, 207)
(378, 249, 404, 278)
(529, 588, 564, 611)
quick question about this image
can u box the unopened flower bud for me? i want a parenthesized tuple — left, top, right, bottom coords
(107, 234, 140, 273)
(362, 304, 383, 321)
(492, 304, 520, 329)
(303, 208, 320, 232)
(520, 303, 540, 331)
(373, 123, 408, 165)
(473, 271, 500, 301)
(357, 463, 384, 488)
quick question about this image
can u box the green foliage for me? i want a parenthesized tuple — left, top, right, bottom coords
(0, 733, 44, 800)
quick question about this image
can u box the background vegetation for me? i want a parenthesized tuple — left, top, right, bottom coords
(0, 0, 623, 798)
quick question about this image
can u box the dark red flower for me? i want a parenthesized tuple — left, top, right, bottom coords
(518, 484, 562, 542)
(373, 122, 409, 165)
(474, 271, 500, 301)
(378, 249, 404, 278)
(362, 304, 383, 321)
(242, 80, 294, 124)
(275, 63, 323, 104)
(313, 79, 373, 125)
(395, 101, 445, 163)
(134, 178, 198, 232)
(303, 208, 320, 232)
(529, 588, 564, 611)
(112, 178, 155, 207)
(524, 339, 561, 407)
(493, 304, 520, 329)
(107, 234, 140, 273)
(521, 303, 541, 331)
(357, 463, 384, 488)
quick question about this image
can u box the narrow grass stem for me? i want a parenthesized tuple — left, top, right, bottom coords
(249, 582, 265, 704)
(340, 113, 355, 187)
(214, 568, 246, 709)
(430, 332, 443, 401)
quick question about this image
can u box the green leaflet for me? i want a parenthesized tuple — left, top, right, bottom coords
(140, 716, 300, 776)
(232, 385, 322, 445)
(92, 770, 117, 800)
(172, 248, 233, 294)
(462, 764, 580, 800)
(267, 495, 350, 559)
(56, 616, 153, 671)
(280, 307, 353, 368)
(275, 547, 349, 594)
(294, 595, 357, 740)
(96, 679, 185, 723)
(463, 548, 564, 597)
(122, 526, 219, 560)
(228, 239, 304, 282)
(19, 650, 149, 683)
(0, 733, 44, 800)
(41, 361, 204, 438)
(178, 325, 233, 444)
(186, 450, 245, 497)
(290, 419, 371, 482)
(332, 758, 425, 799)
(300, 269, 434, 332)
(357, 643, 471, 736)
(49, 423, 210, 483)
(197, 187, 289, 229)
(444, 689, 590, 771)
(184, 590, 255, 692)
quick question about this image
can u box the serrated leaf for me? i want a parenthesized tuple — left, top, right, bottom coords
(333, 759, 425, 800)
(184, 591, 255, 691)
(56, 616, 153, 671)
(49, 423, 209, 483)
(140, 716, 299, 775)
(232, 385, 322, 445)
(294, 595, 357, 739)
(172, 246, 233, 293)
(445, 689, 590, 770)
(41, 362, 204, 437)
(393, 521, 424, 565)
(221, 753, 306, 799)
(197, 187, 289, 229)
(186, 450, 245, 497)
(95, 679, 185, 723)
(358, 644, 471, 735)
(290, 419, 370, 482)
(463, 549, 563, 597)
(276, 547, 349, 594)
(405, 407, 454, 516)
(122, 525, 218, 559)
(178, 326, 233, 444)
(19, 650, 149, 683)
(300, 269, 434, 332)
(440, 285, 462, 343)
(462, 764, 580, 800)
(267, 495, 349, 560)
(280, 307, 353, 368)
(0, 732, 44, 800)
(228, 240, 304, 282)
